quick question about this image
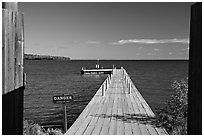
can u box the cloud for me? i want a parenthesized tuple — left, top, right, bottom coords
(111, 38, 189, 45)
(85, 41, 101, 44)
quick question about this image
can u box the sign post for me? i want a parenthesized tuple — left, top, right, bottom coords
(53, 94, 73, 132)
(63, 104, 67, 132)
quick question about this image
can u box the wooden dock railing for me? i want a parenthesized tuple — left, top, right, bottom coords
(65, 67, 168, 135)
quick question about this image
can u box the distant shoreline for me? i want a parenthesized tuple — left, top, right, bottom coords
(70, 59, 189, 61)
(24, 54, 70, 61)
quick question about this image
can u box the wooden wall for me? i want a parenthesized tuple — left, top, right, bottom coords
(2, 8, 24, 94)
(2, 3, 25, 134)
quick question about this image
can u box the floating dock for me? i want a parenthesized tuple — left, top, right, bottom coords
(66, 67, 168, 135)
(81, 68, 113, 74)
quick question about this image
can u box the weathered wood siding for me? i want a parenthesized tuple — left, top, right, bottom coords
(2, 5, 25, 134)
(2, 9, 24, 94)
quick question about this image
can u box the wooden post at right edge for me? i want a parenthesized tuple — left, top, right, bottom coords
(188, 3, 202, 135)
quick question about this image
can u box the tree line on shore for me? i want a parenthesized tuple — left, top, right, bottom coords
(24, 54, 70, 61)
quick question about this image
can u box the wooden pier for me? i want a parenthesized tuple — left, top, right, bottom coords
(66, 67, 168, 135)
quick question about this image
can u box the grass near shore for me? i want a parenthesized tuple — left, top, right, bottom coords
(23, 120, 64, 135)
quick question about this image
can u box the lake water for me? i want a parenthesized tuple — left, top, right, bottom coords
(24, 60, 188, 129)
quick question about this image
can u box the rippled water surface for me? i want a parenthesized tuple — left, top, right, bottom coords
(24, 60, 188, 129)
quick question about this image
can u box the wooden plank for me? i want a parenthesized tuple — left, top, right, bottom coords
(91, 91, 110, 134)
(138, 123, 150, 135)
(85, 80, 110, 135)
(146, 125, 158, 135)
(66, 92, 102, 134)
(120, 76, 132, 135)
(132, 122, 141, 134)
(91, 101, 108, 135)
(74, 115, 92, 134)
(2, 9, 9, 94)
(130, 84, 151, 135)
(133, 86, 155, 117)
(91, 87, 110, 135)
(130, 93, 145, 134)
(83, 96, 106, 134)
(14, 11, 20, 89)
(132, 90, 147, 116)
(75, 77, 110, 134)
(107, 72, 118, 135)
(130, 79, 163, 135)
(122, 96, 133, 135)
(130, 79, 155, 117)
(20, 12, 25, 87)
(116, 87, 125, 135)
(108, 88, 118, 134)
(8, 10, 15, 92)
(83, 87, 107, 134)
(74, 101, 101, 134)
(15, 12, 24, 89)
(155, 127, 168, 135)
(129, 84, 150, 135)
(74, 95, 102, 133)
(100, 92, 113, 135)
(2, 9, 5, 93)
(66, 76, 109, 134)
(125, 92, 141, 135)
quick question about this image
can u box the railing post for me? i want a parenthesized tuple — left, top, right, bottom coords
(126, 76, 128, 85)
(102, 83, 105, 96)
(129, 82, 131, 94)
(108, 75, 111, 84)
(106, 79, 109, 90)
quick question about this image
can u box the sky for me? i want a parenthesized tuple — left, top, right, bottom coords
(19, 2, 192, 60)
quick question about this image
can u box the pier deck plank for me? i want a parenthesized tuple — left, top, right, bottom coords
(65, 69, 168, 135)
